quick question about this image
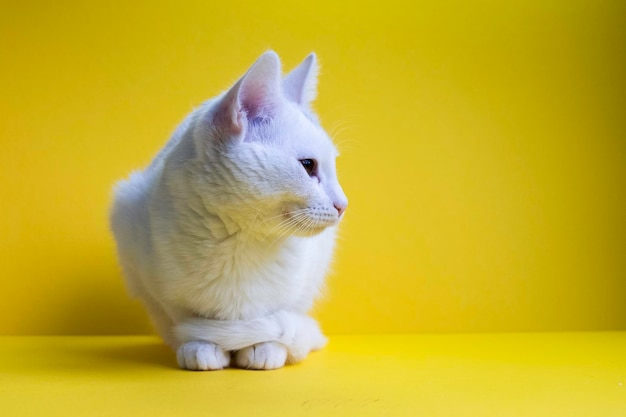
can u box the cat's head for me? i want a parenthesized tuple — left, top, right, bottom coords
(191, 51, 347, 239)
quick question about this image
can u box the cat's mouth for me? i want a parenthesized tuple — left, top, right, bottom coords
(277, 207, 338, 237)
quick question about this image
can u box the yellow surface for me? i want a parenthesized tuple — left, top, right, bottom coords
(1, 1, 625, 335)
(1, 333, 624, 416)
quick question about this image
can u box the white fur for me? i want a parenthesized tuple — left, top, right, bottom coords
(110, 51, 347, 370)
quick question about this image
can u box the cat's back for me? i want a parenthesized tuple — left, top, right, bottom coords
(110, 106, 199, 239)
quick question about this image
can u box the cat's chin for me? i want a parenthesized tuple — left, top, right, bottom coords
(290, 225, 331, 238)
(265, 218, 334, 239)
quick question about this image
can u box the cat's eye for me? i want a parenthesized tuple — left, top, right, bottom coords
(299, 159, 317, 177)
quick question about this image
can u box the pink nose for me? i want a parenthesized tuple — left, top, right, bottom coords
(334, 203, 346, 217)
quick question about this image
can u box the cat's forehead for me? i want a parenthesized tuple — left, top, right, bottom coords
(254, 105, 338, 157)
(284, 120, 338, 157)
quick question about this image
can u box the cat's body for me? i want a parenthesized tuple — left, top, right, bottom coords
(110, 51, 347, 370)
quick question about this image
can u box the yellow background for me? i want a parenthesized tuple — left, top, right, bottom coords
(1, 0, 624, 335)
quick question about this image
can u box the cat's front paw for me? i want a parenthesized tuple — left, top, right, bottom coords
(176, 341, 230, 371)
(234, 341, 287, 370)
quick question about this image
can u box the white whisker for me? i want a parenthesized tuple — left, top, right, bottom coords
(267, 211, 312, 244)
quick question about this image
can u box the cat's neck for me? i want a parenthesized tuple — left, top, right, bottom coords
(216, 213, 301, 252)
(177, 202, 300, 253)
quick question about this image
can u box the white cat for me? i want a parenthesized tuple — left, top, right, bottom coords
(110, 51, 348, 370)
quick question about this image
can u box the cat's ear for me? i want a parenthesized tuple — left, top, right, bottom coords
(211, 51, 282, 138)
(283, 53, 318, 106)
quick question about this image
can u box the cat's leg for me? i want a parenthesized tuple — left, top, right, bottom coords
(173, 311, 326, 369)
(232, 314, 326, 369)
(285, 314, 327, 364)
(138, 290, 232, 371)
(233, 341, 288, 370)
(176, 341, 230, 371)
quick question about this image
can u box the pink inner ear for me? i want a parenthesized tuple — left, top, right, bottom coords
(238, 51, 283, 119)
(239, 82, 276, 119)
(211, 77, 245, 136)
(206, 51, 283, 139)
